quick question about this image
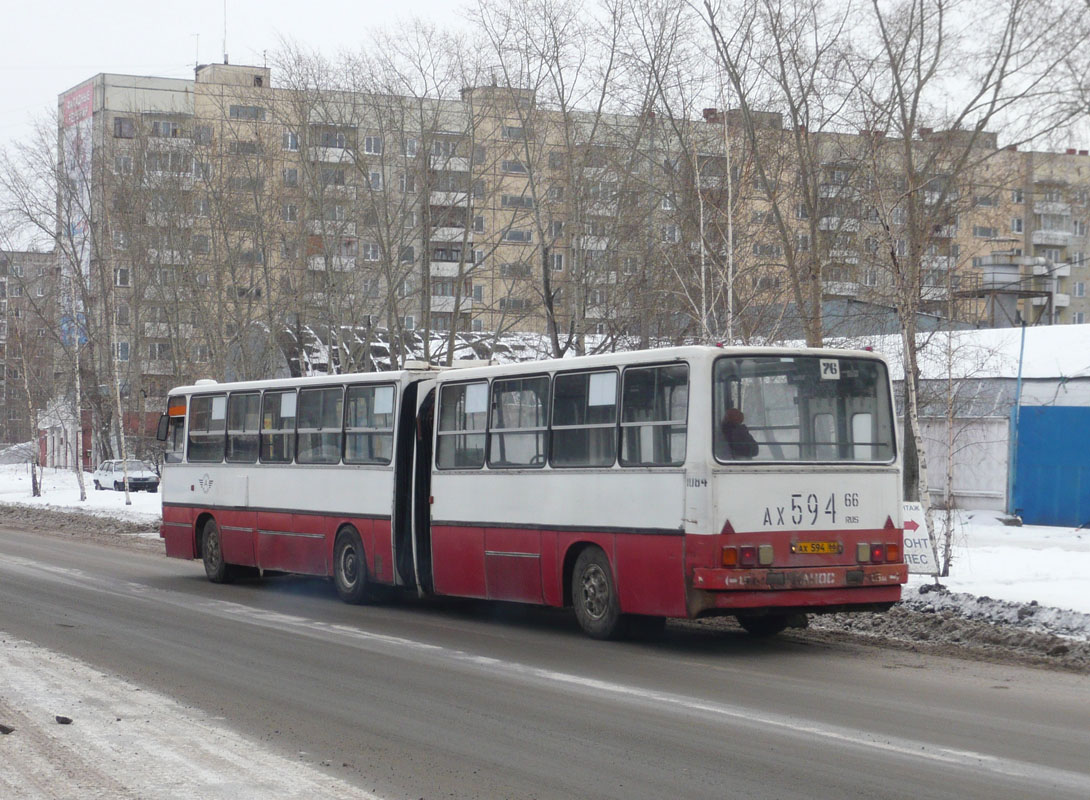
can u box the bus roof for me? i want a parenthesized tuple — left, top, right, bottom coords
(166, 345, 889, 397)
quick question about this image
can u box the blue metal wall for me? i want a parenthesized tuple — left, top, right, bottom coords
(1012, 406, 1090, 527)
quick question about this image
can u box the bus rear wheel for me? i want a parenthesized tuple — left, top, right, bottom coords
(333, 528, 368, 604)
(572, 547, 623, 640)
(202, 519, 234, 583)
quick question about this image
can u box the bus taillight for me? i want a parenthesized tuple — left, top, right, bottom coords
(722, 546, 738, 567)
(886, 543, 900, 562)
(870, 543, 885, 563)
(740, 546, 757, 566)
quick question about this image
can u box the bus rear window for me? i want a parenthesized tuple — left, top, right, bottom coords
(713, 356, 894, 463)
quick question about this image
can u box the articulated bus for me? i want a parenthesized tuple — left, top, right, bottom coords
(158, 346, 907, 638)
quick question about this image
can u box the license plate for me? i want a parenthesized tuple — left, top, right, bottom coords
(795, 541, 841, 555)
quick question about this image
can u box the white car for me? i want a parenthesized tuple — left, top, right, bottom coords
(92, 459, 160, 492)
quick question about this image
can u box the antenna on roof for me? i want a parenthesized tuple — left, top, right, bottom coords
(192, 33, 199, 70)
(223, 0, 229, 65)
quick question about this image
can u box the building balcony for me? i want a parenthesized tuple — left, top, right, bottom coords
(920, 284, 948, 301)
(308, 146, 355, 164)
(143, 359, 175, 376)
(144, 213, 192, 227)
(921, 255, 954, 270)
(932, 225, 957, 238)
(829, 250, 859, 264)
(1033, 261, 1071, 277)
(430, 156, 469, 172)
(308, 256, 356, 271)
(819, 184, 858, 199)
(1032, 293, 1071, 307)
(430, 295, 475, 313)
(147, 248, 186, 265)
(817, 217, 860, 232)
(577, 236, 610, 251)
(429, 261, 475, 278)
(1032, 229, 1071, 246)
(431, 226, 470, 242)
(308, 221, 356, 236)
(430, 191, 469, 207)
(1033, 201, 1071, 216)
(143, 322, 195, 338)
(822, 281, 859, 297)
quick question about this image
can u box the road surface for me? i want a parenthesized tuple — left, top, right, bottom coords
(1, 526, 1087, 799)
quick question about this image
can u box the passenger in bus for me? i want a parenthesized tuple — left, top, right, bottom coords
(719, 408, 759, 459)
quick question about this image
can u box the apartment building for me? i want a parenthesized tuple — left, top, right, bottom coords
(0, 250, 56, 445)
(55, 65, 1090, 418)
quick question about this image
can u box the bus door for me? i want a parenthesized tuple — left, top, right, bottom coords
(411, 388, 435, 594)
(392, 381, 419, 588)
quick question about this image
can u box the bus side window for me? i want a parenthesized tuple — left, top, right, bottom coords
(226, 392, 260, 463)
(436, 381, 487, 469)
(261, 390, 296, 463)
(619, 364, 688, 467)
(488, 376, 549, 468)
(164, 395, 185, 463)
(297, 387, 343, 464)
(551, 370, 617, 468)
(188, 394, 226, 463)
(344, 384, 395, 465)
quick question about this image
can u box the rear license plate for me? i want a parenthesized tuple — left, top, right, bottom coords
(795, 541, 841, 555)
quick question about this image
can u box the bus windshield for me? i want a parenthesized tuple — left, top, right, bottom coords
(713, 355, 895, 463)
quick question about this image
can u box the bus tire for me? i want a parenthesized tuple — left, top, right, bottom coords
(333, 528, 368, 605)
(737, 614, 790, 637)
(201, 519, 234, 584)
(571, 547, 623, 640)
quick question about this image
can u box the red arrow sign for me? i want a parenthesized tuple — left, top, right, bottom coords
(904, 520, 920, 532)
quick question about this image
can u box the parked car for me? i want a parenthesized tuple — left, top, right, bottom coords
(92, 459, 159, 492)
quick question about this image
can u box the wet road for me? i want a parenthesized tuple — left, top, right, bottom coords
(1, 527, 1087, 799)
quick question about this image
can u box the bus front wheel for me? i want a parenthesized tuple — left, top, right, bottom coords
(202, 519, 234, 583)
(333, 528, 368, 604)
(572, 547, 623, 640)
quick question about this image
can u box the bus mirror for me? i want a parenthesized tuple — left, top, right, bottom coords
(156, 414, 170, 442)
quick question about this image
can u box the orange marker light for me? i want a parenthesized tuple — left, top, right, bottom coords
(721, 546, 738, 567)
(886, 543, 900, 562)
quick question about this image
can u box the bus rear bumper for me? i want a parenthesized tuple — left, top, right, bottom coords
(687, 563, 906, 617)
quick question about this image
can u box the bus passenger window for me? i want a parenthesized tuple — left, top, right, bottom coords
(551, 370, 617, 467)
(261, 390, 296, 463)
(226, 392, 260, 463)
(619, 364, 688, 467)
(187, 394, 227, 463)
(488, 376, 549, 468)
(436, 381, 487, 469)
(297, 387, 344, 464)
(344, 384, 395, 465)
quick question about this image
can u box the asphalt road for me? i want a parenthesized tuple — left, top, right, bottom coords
(1, 526, 1088, 800)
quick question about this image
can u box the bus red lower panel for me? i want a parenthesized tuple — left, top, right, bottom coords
(160, 505, 196, 559)
(432, 525, 486, 598)
(484, 528, 542, 604)
(217, 509, 256, 567)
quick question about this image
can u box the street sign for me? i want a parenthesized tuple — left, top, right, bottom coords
(902, 501, 936, 575)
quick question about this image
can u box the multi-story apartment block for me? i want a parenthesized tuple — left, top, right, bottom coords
(54, 64, 1090, 438)
(0, 250, 57, 445)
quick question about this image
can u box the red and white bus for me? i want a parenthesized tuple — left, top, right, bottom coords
(158, 346, 906, 638)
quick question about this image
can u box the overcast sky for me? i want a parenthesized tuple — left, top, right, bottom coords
(0, 0, 469, 149)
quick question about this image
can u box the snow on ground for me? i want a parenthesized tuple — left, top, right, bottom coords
(0, 463, 160, 527)
(0, 633, 374, 800)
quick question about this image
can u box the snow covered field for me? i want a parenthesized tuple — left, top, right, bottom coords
(1, 462, 1086, 616)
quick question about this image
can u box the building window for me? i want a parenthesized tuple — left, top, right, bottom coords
(502, 229, 533, 243)
(549, 220, 564, 238)
(114, 155, 132, 174)
(150, 120, 182, 138)
(282, 204, 298, 222)
(194, 125, 213, 145)
(502, 125, 525, 140)
(1074, 312, 1085, 324)
(113, 117, 135, 138)
(399, 173, 416, 193)
(973, 226, 998, 238)
(501, 194, 534, 209)
(283, 167, 298, 187)
(1011, 218, 1023, 233)
(368, 171, 383, 190)
(502, 160, 527, 174)
(549, 151, 564, 169)
(321, 131, 348, 149)
(361, 242, 381, 261)
(474, 216, 485, 233)
(115, 268, 130, 287)
(148, 342, 172, 361)
(283, 131, 299, 151)
(363, 136, 383, 155)
(1074, 281, 1085, 298)
(1012, 188, 1024, 204)
(193, 234, 211, 255)
(402, 314, 415, 330)
(662, 225, 680, 244)
(661, 194, 675, 211)
(229, 105, 266, 121)
(551, 253, 564, 272)
(403, 138, 418, 157)
(113, 341, 130, 362)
